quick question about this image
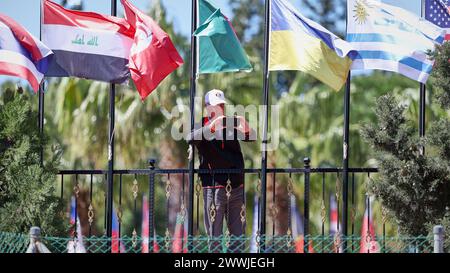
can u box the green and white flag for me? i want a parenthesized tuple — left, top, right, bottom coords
(193, 0, 252, 74)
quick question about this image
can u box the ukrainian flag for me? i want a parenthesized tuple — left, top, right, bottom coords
(269, 0, 357, 91)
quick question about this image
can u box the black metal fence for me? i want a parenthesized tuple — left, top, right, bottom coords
(57, 157, 386, 253)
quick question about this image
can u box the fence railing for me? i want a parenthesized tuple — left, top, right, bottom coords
(53, 157, 398, 254)
(1, 226, 445, 253)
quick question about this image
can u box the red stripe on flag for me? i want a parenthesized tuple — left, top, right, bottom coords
(43, 0, 134, 38)
(0, 14, 43, 60)
(446, 34, 450, 41)
(0, 61, 40, 91)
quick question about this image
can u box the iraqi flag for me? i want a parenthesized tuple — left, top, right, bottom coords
(0, 13, 53, 91)
(43, 0, 134, 83)
(121, 0, 184, 100)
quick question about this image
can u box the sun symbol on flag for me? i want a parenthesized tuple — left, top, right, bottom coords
(353, 0, 370, 24)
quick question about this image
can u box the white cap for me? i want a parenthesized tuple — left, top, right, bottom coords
(205, 89, 227, 106)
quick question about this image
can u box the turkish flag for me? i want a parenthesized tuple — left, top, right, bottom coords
(121, 0, 183, 100)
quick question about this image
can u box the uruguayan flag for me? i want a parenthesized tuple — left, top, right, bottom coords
(347, 0, 446, 83)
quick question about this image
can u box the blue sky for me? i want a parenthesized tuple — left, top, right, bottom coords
(0, 0, 421, 38)
(0, 0, 421, 84)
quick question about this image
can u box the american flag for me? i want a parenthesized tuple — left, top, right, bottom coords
(425, 0, 450, 40)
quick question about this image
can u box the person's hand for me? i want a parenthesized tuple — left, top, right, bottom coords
(235, 116, 251, 134)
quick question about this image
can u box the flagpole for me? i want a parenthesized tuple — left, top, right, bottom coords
(106, 0, 117, 239)
(342, 71, 351, 252)
(419, 0, 426, 151)
(342, 2, 352, 252)
(38, 0, 44, 166)
(259, 0, 271, 253)
(187, 0, 198, 252)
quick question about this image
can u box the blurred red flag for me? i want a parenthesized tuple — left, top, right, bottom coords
(121, 0, 183, 100)
(295, 235, 315, 253)
(360, 199, 380, 253)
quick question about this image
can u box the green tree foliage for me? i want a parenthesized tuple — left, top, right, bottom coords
(359, 43, 450, 241)
(428, 42, 450, 250)
(429, 43, 450, 109)
(0, 89, 65, 236)
(360, 94, 449, 236)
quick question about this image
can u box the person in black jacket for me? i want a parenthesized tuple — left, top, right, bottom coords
(187, 89, 255, 252)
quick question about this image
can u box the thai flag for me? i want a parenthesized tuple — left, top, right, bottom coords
(112, 203, 126, 253)
(0, 13, 53, 91)
(67, 196, 86, 253)
(141, 195, 159, 253)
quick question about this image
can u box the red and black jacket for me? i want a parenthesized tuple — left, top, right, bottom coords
(186, 117, 254, 189)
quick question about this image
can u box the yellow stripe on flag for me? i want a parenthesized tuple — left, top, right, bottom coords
(269, 30, 352, 91)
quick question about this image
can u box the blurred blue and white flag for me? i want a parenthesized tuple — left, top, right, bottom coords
(67, 196, 86, 253)
(347, 0, 446, 83)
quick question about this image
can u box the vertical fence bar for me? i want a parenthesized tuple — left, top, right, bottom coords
(259, 0, 271, 252)
(287, 173, 293, 252)
(165, 174, 171, 252)
(88, 174, 93, 237)
(187, 0, 198, 252)
(118, 174, 123, 253)
(270, 172, 276, 251)
(106, 0, 117, 239)
(351, 172, 355, 253)
(383, 209, 386, 253)
(321, 173, 325, 253)
(132, 174, 138, 251)
(60, 175, 64, 199)
(195, 176, 200, 237)
(104, 174, 107, 235)
(148, 159, 156, 253)
(256, 172, 261, 253)
(303, 158, 311, 253)
(181, 173, 186, 252)
(74, 174, 79, 240)
(366, 193, 370, 253)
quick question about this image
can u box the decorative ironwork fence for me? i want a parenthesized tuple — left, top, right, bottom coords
(51, 157, 393, 253)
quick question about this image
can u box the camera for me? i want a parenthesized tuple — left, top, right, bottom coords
(224, 116, 240, 127)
